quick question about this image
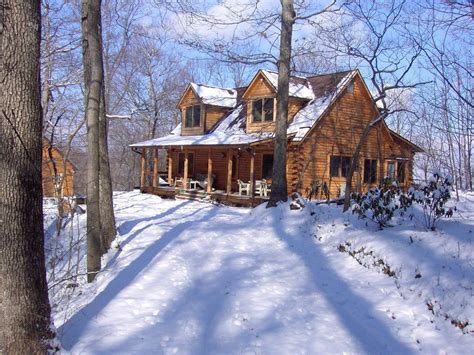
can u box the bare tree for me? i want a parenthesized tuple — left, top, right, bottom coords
(306, 0, 428, 210)
(81, 0, 103, 282)
(268, 0, 295, 206)
(0, 0, 56, 351)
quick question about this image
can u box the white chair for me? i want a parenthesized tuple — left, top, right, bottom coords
(254, 180, 263, 196)
(261, 179, 271, 197)
(238, 179, 250, 195)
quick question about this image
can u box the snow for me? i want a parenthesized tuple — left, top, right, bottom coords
(288, 71, 356, 141)
(190, 83, 237, 108)
(261, 70, 315, 100)
(131, 71, 357, 148)
(50, 190, 474, 353)
(130, 106, 274, 147)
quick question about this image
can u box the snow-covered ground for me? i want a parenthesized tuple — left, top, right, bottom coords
(48, 190, 474, 354)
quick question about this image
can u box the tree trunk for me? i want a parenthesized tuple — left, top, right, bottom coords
(99, 87, 116, 253)
(343, 114, 386, 212)
(81, 0, 102, 282)
(0, 0, 56, 351)
(268, 0, 294, 207)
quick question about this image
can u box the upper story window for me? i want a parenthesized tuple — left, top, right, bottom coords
(184, 105, 201, 128)
(252, 98, 274, 123)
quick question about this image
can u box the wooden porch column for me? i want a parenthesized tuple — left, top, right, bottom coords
(183, 148, 189, 189)
(226, 148, 232, 194)
(167, 148, 173, 184)
(152, 147, 159, 187)
(140, 147, 146, 190)
(250, 150, 255, 200)
(207, 148, 213, 193)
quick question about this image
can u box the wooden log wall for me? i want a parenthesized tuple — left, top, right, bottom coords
(289, 75, 415, 199)
(42, 139, 76, 197)
(243, 72, 307, 134)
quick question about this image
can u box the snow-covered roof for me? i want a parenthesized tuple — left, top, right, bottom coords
(288, 70, 356, 141)
(131, 70, 358, 148)
(261, 70, 315, 100)
(130, 106, 273, 147)
(190, 83, 237, 108)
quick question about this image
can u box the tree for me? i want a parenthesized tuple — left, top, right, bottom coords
(267, 0, 295, 206)
(0, 0, 56, 351)
(310, 0, 427, 211)
(81, 0, 104, 282)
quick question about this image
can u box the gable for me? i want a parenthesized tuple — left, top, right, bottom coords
(300, 74, 380, 151)
(177, 85, 200, 109)
(242, 72, 276, 99)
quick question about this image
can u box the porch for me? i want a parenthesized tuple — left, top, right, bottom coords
(141, 186, 270, 207)
(136, 144, 274, 206)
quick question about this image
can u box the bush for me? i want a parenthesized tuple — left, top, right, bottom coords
(351, 179, 410, 229)
(407, 173, 454, 230)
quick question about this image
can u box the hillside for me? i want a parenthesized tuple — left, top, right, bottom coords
(46, 191, 474, 353)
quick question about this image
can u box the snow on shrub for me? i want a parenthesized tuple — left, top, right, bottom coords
(351, 179, 410, 229)
(407, 172, 454, 230)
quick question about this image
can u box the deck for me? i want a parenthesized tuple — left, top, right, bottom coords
(141, 186, 269, 207)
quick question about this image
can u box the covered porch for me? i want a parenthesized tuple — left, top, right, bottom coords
(133, 143, 274, 207)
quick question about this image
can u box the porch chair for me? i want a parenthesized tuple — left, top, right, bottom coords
(237, 179, 250, 195)
(261, 179, 271, 197)
(255, 180, 263, 197)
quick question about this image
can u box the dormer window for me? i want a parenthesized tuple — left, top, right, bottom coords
(184, 105, 201, 128)
(252, 98, 274, 123)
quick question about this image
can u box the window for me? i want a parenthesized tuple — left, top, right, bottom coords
(387, 161, 396, 180)
(262, 154, 273, 179)
(184, 105, 201, 128)
(178, 152, 194, 176)
(330, 156, 351, 178)
(252, 98, 274, 123)
(363, 159, 377, 184)
(397, 161, 406, 183)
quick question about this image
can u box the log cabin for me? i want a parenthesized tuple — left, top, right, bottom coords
(42, 138, 76, 198)
(130, 69, 422, 206)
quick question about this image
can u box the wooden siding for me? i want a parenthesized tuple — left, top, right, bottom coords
(288, 75, 414, 198)
(242, 72, 276, 99)
(42, 140, 75, 197)
(178, 86, 200, 108)
(179, 88, 204, 136)
(246, 97, 307, 134)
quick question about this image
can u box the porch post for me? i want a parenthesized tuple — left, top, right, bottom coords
(226, 148, 232, 194)
(207, 148, 213, 193)
(183, 148, 189, 189)
(140, 147, 146, 190)
(152, 147, 158, 187)
(250, 150, 255, 201)
(167, 148, 173, 185)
